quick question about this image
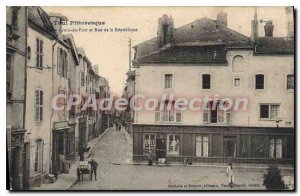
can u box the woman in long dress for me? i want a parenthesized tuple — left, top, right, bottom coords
(226, 163, 234, 187)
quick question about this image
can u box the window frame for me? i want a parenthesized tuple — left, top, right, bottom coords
(34, 139, 44, 173)
(36, 38, 44, 69)
(269, 137, 282, 158)
(35, 89, 44, 122)
(164, 74, 173, 89)
(167, 134, 180, 156)
(255, 74, 265, 90)
(259, 103, 280, 120)
(286, 74, 294, 91)
(202, 74, 211, 90)
(196, 135, 209, 157)
(233, 77, 241, 87)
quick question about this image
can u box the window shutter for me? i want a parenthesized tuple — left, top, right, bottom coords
(40, 40, 43, 68)
(175, 111, 182, 123)
(57, 47, 60, 74)
(155, 111, 161, 122)
(36, 39, 39, 67)
(203, 110, 210, 123)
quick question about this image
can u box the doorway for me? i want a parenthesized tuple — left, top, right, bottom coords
(156, 135, 166, 160)
(224, 136, 237, 157)
(22, 143, 30, 190)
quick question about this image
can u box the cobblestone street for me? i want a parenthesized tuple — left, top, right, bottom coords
(69, 127, 293, 190)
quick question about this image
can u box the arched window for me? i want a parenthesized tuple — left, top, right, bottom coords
(232, 55, 245, 72)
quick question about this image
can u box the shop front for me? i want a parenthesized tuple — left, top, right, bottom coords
(132, 124, 294, 165)
(52, 121, 70, 176)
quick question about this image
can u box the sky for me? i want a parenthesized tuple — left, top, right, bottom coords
(42, 6, 290, 96)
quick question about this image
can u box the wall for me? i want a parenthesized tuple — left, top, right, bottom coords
(25, 27, 53, 177)
(135, 50, 294, 128)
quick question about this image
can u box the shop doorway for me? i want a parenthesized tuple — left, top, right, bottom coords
(224, 136, 237, 158)
(52, 131, 65, 176)
(156, 135, 166, 160)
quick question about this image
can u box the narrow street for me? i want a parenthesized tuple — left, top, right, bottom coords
(69, 126, 293, 190)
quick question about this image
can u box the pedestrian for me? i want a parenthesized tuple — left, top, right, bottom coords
(148, 149, 155, 166)
(88, 159, 99, 181)
(226, 162, 234, 187)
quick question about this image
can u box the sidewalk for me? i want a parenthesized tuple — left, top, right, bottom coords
(32, 127, 110, 190)
(122, 127, 133, 164)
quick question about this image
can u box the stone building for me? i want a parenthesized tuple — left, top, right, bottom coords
(132, 9, 294, 165)
(6, 6, 28, 190)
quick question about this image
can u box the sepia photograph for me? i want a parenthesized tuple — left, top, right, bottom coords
(5, 5, 295, 191)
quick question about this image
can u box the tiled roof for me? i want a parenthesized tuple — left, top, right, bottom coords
(255, 37, 294, 55)
(134, 17, 252, 64)
(28, 6, 56, 36)
(136, 45, 228, 64)
(134, 17, 294, 64)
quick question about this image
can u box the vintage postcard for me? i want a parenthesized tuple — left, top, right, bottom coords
(6, 6, 295, 191)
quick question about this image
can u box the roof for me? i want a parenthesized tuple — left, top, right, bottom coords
(134, 17, 252, 64)
(255, 37, 294, 55)
(63, 34, 80, 65)
(134, 16, 294, 64)
(28, 6, 56, 37)
(136, 45, 228, 64)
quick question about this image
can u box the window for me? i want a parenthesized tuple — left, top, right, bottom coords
(196, 136, 209, 157)
(203, 101, 231, 124)
(202, 74, 211, 89)
(164, 74, 172, 89)
(35, 90, 43, 122)
(58, 48, 68, 77)
(167, 134, 179, 156)
(6, 54, 12, 99)
(232, 55, 245, 72)
(36, 39, 44, 69)
(11, 7, 18, 27)
(287, 74, 294, 90)
(260, 104, 280, 119)
(175, 111, 182, 123)
(155, 102, 182, 123)
(34, 139, 43, 173)
(255, 74, 264, 89)
(233, 77, 240, 87)
(143, 134, 156, 154)
(269, 138, 282, 158)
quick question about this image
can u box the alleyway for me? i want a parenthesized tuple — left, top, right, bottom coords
(69, 126, 293, 190)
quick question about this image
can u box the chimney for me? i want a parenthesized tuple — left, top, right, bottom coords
(157, 14, 174, 47)
(48, 13, 68, 38)
(285, 7, 294, 39)
(251, 7, 259, 41)
(264, 21, 274, 37)
(216, 10, 227, 27)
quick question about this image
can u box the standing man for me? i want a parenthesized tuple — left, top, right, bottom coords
(88, 159, 99, 181)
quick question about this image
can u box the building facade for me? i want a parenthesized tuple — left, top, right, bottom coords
(7, 6, 111, 189)
(6, 6, 28, 190)
(132, 11, 294, 165)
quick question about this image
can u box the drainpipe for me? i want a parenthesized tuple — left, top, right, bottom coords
(49, 36, 58, 174)
(23, 7, 28, 131)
